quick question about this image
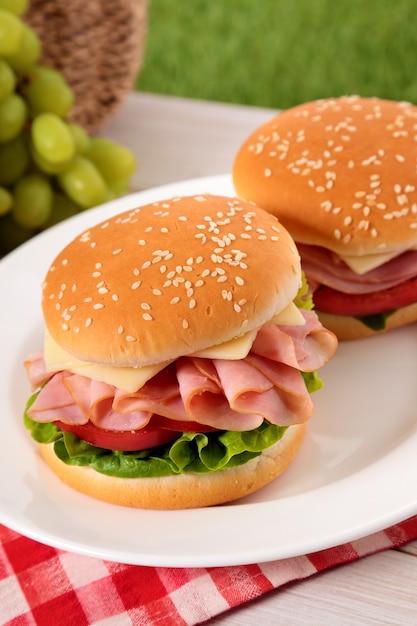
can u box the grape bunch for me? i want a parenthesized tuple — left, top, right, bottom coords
(0, 0, 136, 255)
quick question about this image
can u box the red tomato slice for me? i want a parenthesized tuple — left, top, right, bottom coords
(313, 275, 417, 316)
(55, 416, 216, 452)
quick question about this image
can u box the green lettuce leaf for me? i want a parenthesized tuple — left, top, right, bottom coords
(354, 311, 395, 331)
(294, 271, 314, 311)
(24, 397, 288, 478)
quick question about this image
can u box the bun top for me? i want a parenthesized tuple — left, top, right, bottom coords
(233, 96, 417, 257)
(42, 194, 301, 367)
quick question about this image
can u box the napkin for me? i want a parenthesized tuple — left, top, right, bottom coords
(1, 515, 417, 625)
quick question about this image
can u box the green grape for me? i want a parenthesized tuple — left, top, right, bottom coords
(0, 185, 12, 215)
(0, 93, 27, 142)
(68, 122, 91, 154)
(21, 65, 74, 118)
(12, 172, 53, 228)
(29, 141, 71, 174)
(107, 176, 130, 198)
(87, 137, 136, 182)
(31, 112, 75, 166)
(42, 191, 80, 229)
(0, 135, 29, 185)
(0, 0, 28, 15)
(0, 213, 32, 253)
(58, 155, 109, 209)
(4, 23, 41, 72)
(0, 8, 24, 55)
(0, 58, 16, 101)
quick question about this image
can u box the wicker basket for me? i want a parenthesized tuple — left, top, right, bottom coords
(24, 0, 149, 133)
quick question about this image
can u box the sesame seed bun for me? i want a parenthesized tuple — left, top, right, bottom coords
(39, 423, 306, 509)
(232, 95, 417, 258)
(42, 194, 301, 367)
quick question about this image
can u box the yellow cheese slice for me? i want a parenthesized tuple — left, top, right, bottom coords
(339, 251, 401, 275)
(270, 301, 306, 326)
(44, 332, 168, 393)
(191, 329, 258, 359)
(44, 300, 305, 391)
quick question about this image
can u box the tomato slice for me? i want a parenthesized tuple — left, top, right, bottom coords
(55, 415, 216, 452)
(313, 275, 417, 316)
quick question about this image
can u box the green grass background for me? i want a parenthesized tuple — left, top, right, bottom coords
(137, 0, 417, 109)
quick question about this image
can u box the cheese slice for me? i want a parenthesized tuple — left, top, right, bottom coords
(191, 329, 258, 359)
(338, 251, 400, 275)
(270, 301, 306, 326)
(44, 332, 168, 393)
(44, 300, 305, 391)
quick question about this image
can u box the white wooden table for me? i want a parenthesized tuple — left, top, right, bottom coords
(104, 91, 417, 626)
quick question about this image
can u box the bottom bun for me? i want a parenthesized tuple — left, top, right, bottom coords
(39, 424, 306, 509)
(317, 301, 417, 341)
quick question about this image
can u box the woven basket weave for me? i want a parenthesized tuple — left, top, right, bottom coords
(24, 0, 149, 133)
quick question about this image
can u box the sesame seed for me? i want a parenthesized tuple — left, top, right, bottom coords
(85, 318, 92, 327)
(141, 302, 151, 310)
(112, 248, 122, 255)
(131, 280, 142, 290)
(118, 326, 123, 334)
(235, 276, 244, 285)
(182, 319, 189, 329)
(138, 240, 146, 246)
(142, 313, 153, 321)
(112, 294, 119, 301)
(170, 296, 180, 304)
(93, 303, 104, 310)
(189, 299, 196, 309)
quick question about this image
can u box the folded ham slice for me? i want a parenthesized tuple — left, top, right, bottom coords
(24, 310, 337, 432)
(298, 243, 417, 294)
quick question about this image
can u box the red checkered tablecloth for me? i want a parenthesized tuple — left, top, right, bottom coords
(1, 515, 417, 625)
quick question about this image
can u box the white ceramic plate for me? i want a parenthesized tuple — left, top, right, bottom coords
(1, 174, 417, 568)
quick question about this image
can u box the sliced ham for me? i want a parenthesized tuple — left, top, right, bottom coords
(28, 372, 87, 424)
(298, 243, 417, 294)
(25, 311, 337, 432)
(252, 309, 336, 372)
(24, 351, 51, 390)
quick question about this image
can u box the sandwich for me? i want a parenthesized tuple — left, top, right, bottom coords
(23, 194, 337, 509)
(232, 95, 417, 340)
